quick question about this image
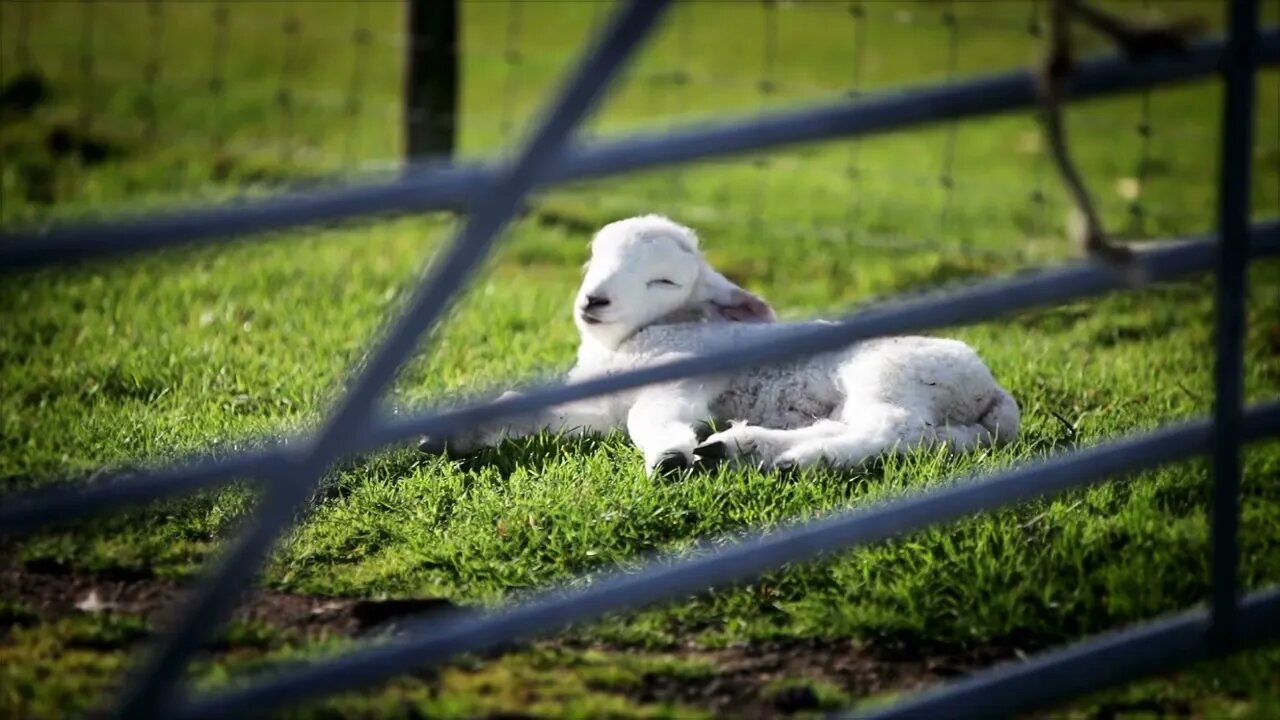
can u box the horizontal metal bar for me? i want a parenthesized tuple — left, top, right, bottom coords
(3, 220, 1279, 536)
(0, 166, 488, 273)
(175, 401, 1280, 720)
(4, 31, 1279, 273)
(851, 585, 1280, 720)
(376, 222, 1280, 451)
(0, 448, 286, 534)
(543, 30, 1280, 187)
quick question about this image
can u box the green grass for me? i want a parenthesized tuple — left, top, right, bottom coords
(4, 0, 1280, 717)
(0, 611, 711, 719)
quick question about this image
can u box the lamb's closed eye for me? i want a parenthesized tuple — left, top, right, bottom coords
(648, 278, 680, 288)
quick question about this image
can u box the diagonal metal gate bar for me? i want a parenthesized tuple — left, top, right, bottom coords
(849, 586, 1280, 720)
(1, 1, 1276, 718)
(109, 2, 671, 717)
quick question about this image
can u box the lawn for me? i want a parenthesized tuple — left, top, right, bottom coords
(3, 0, 1280, 717)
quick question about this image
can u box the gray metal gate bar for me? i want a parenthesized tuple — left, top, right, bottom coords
(5, 222, 1279, 537)
(175, 402, 1280, 719)
(5, 32, 1280, 274)
(1210, 0, 1257, 645)
(849, 586, 1280, 720)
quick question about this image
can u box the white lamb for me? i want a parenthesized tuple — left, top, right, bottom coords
(432, 215, 1020, 475)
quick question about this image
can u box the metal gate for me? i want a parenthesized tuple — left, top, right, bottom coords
(2, 1, 1278, 717)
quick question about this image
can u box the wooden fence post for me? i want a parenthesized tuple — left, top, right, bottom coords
(404, 0, 459, 159)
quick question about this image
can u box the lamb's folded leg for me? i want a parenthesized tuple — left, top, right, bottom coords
(421, 392, 618, 455)
(775, 403, 930, 469)
(695, 420, 849, 468)
(626, 387, 713, 475)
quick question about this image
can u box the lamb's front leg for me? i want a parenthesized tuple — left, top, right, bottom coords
(626, 388, 713, 475)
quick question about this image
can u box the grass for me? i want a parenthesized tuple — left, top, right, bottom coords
(3, 0, 1280, 717)
(1, 610, 712, 719)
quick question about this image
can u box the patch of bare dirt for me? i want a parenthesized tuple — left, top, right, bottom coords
(0, 555, 456, 639)
(2, 557, 1024, 717)
(571, 637, 1022, 718)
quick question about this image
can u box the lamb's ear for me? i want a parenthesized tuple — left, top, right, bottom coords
(696, 267, 776, 323)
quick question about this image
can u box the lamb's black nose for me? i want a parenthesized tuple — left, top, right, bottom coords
(584, 294, 610, 310)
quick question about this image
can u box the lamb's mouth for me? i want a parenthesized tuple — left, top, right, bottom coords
(579, 312, 608, 325)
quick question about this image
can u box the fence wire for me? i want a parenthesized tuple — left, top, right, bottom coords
(7, 28, 1274, 270)
(5, 1, 1245, 262)
(209, 1, 230, 162)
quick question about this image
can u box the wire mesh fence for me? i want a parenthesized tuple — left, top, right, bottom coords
(5, 0, 1261, 268)
(1, 0, 1279, 718)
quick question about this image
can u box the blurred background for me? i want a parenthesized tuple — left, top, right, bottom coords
(6, 1, 1276, 264)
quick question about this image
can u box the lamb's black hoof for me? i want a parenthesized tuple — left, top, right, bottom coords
(693, 440, 727, 462)
(693, 420, 718, 444)
(772, 457, 798, 474)
(769, 455, 810, 481)
(653, 450, 691, 477)
(418, 435, 462, 458)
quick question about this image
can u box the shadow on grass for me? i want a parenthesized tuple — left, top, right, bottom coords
(452, 434, 621, 476)
(310, 433, 623, 505)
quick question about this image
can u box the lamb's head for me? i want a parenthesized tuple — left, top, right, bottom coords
(574, 215, 775, 349)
